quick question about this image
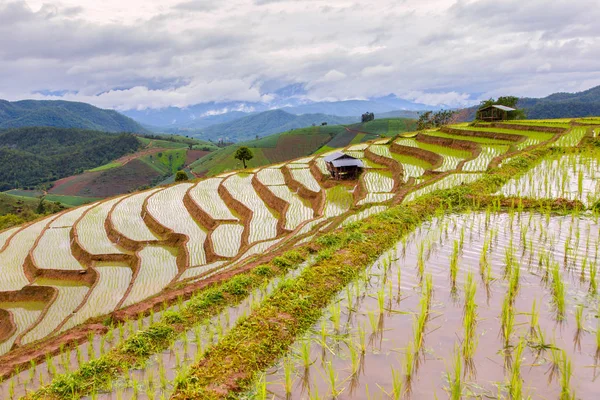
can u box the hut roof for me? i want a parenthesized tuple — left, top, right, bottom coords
(480, 105, 516, 112)
(324, 152, 345, 163)
(332, 159, 364, 168)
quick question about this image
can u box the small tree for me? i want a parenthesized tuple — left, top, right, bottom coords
(234, 146, 253, 169)
(175, 170, 188, 182)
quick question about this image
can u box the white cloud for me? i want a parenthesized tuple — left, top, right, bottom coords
(1, 0, 599, 110)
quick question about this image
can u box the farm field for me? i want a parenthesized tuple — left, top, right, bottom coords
(189, 125, 378, 177)
(0, 117, 599, 400)
(47, 138, 214, 199)
(2, 189, 101, 207)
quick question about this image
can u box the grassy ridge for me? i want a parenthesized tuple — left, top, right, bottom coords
(348, 118, 417, 136)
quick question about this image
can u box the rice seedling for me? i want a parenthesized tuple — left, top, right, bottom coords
(559, 351, 575, 400)
(283, 357, 295, 396)
(596, 315, 600, 360)
(529, 299, 540, 339)
(462, 273, 478, 377)
(254, 373, 268, 400)
(508, 338, 525, 399)
(450, 240, 459, 291)
(551, 261, 567, 321)
(377, 287, 385, 315)
(403, 341, 415, 389)
(590, 262, 598, 294)
(500, 294, 515, 349)
(357, 323, 367, 354)
(446, 346, 463, 400)
(389, 365, 404, 400)
(324, 361, 342, 398)
(574, 304, 584, 351)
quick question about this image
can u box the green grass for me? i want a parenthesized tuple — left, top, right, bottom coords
(190, 125, 346, 176)
(449, 125, 554, 141)
(349, 118, 417, 136)
(139, 148, 188, 175)
(191, 147, 271, 176)
(425, 130, 513, 145)
(3, 190, 100, 207)
(314, 145, 336, 155)
(138, 135, 219, 151)
(86, 162, 122, 172)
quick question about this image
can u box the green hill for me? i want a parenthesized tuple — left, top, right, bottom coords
(347, 117, 418, 136)
(191, 109, 358, 142)
(190, 124, 378, 176)
(0, 99, 147, 133)
(0, 126, 141, 190)
(458, 85, 600, 121)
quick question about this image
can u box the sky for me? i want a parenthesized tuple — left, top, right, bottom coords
(1, 0, 600, 110)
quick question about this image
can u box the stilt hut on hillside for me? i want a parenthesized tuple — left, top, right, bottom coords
(476, 105, 516, 122)
(324, 152, 364, 180)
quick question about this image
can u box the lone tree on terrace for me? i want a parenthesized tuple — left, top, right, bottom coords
(234, 146, 254, 169)
(175, 170, 189, 182)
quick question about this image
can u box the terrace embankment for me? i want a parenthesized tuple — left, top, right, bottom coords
(217, 182, 255, 249)
(440, 126, 523, 142)
(390, 141, 444, 170)
(183, 186, 219, 230)
(364, 147, 404, 189)
(281, 165, 325, 213)
(0, 310, 15, 344)
(489, 122, 566, 133)
(251, 175, 290, 235)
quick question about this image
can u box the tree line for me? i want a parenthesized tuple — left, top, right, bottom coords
(0, 127, 140, 191)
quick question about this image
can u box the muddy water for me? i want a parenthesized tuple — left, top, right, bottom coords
(265, 211, 600, 399)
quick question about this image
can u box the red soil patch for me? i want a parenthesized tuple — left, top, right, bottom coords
(263, 134, 331, 163)
(50, 159, 163, 198)
(49, 172, 103, 196)
(185, 150, 210, 166)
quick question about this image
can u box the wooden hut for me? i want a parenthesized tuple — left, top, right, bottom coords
(476, 105, 516, 122)
(324, 152, 364, 180)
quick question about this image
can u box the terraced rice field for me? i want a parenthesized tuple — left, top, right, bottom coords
(266, 211, 600, 399)
(0, 118, 597, 400)
(499, 153, 600, 206)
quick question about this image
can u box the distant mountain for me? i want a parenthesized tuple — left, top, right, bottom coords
(122, 94, 437, 132)
(0, 100, 147, 133)
(377, 109, 421, 119)
(457, 85, 600, 121)
(283, 96, 436, 117)
(190, 109, 359, 142)
(519, 85, 600, 119)
(122, 103, 262, 129)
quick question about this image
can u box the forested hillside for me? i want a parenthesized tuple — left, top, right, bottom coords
(458, 85, 600, 121)
(0, 127, 140, 190)
(0, 100, 147, 133)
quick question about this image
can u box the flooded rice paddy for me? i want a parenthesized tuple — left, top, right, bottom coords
(499, 153, 600, 207)
(263, 211, 600, 399)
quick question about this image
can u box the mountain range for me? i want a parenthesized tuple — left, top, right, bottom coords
(457, 85, 600, 121)
(180, 110, 358, 142)
(121, 94, 433, 131)
(0, 100, 147, 133)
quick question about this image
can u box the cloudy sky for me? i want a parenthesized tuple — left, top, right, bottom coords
(1, 0, 599, 110)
